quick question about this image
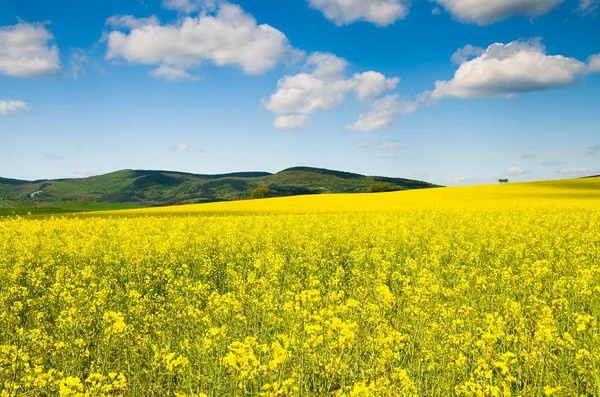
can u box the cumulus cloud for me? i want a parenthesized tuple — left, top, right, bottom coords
(0, 100, 28, 116)
(266, 74, 350, 115)
(0, 22, 61, 78)
(450, 44, 484, 64)
(105, 15, 160, 29)
(433, 0, 564, 25)
(506, 166, 528, 176)
(345, 38, 594, 123)
(304, 51, 349, 80)
(150, 65, 199, 81)
(347, 90, 432, 131)
(308, 0, 411, 26)
(265, 52, 400, 130)
(432, 39, 587, 99)
(347, 95, 402, 132)
(588, 54, 600, 72)
(578, 0, 599, 15)
(274, 115, 311, 130)
(106, 3, 294, 77)
(352, 71, 400, 100)
(162, 0, 218, 13)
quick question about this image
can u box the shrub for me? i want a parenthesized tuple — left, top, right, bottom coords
(251, 187, 269, 199)
(368, 183, 393, 193)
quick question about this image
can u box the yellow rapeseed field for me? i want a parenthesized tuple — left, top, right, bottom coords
(1, 178, 599, 396)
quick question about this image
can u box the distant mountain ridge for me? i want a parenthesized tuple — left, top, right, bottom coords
(0, 167, 439, 207)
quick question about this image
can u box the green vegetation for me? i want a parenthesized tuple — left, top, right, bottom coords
(0, 167, 438, 215)
(368, 183, 400, 193)
(250, 187, 269, 199)
(0, 202, 142, 217)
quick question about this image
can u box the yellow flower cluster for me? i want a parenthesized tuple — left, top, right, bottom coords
(1, 178, 599, 395)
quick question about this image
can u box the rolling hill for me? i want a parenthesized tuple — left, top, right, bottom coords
(96, 175, 600, 217)
(0, 167, 438, 210)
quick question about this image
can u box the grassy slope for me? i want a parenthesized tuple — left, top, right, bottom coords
(0, 202, 143, 217)
(0, 167, 437, 211)
(97, 176, 600, 217)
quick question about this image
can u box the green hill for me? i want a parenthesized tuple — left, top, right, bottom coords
(0, 167, 438, 213)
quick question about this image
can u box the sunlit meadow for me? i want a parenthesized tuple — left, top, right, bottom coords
(1, 178, 599, 396)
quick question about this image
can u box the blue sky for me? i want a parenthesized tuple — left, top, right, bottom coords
(1, 0, 599, 185)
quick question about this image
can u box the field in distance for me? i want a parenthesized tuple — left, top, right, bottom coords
(1, 176, 599, 396)
(0, 202, 142, 217)
(98, 175, 600, 216)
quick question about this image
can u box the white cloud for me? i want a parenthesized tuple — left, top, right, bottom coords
(274, 115, 311, 130)
(305, 51, 348, 80)
(588, 54, 600, 72)
(400, 91, 434, 114)
(432, 39, 587, 99)
(69, 49, 89, 79)
(450, 44, 484, 64)
(0, 22, 61, 78)
(106, 3, 293, 76)
(397, 40, 596, 119)
(352, 71, 400, 100)
(150, 65, 199, 81)
(432, 7, 442, 14)
(0, 100, 28, 116)
(347, 95, 401, 132)
(105, 15, 160, 30)
(265, 52, 399, 130)
(556, 167, 599, 177)
(381, 141, 403, 150)
(308, 0, 411, 26)
(357, 141, 372, 148)
(162, 0, 217, 14)
(266, 73, 351, 115)
(174, 143, 190, 152)
(347, 90, 432, 131)
(578, 0, 599, 15)
(433, 0, 564, 25)
(506, 166, 527, 176)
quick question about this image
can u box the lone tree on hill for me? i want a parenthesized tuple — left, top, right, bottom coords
(251, 187, 269, 199)
(499, 179, 509, 184)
